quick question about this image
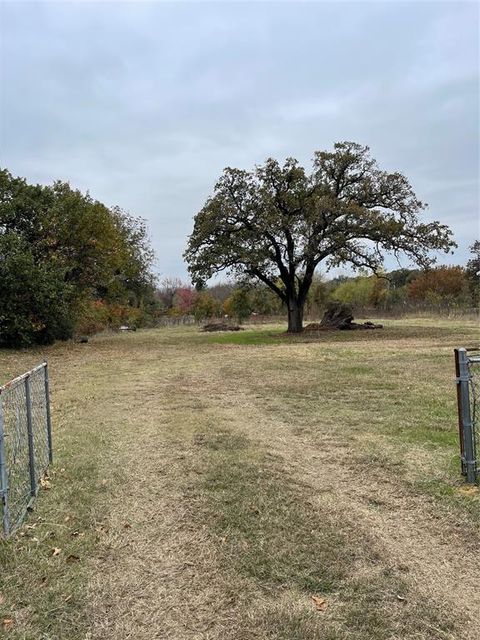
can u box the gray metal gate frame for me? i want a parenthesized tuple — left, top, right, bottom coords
(454, 348, 479, 484)
(0, 362, 53, 537)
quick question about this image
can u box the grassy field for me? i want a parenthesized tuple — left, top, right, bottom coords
(0, 317, 479, 639)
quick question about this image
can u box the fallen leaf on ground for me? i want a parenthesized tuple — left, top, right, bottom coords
(40, 478, 51, 489)
(457, 486, 479, 497)
(66, 554, 80, 563)
(2, 618, 14, 630)
(51, 548, 61, 556)
(311, 595, 328, 611)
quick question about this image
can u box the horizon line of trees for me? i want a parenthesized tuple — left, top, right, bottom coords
(155, 247, 480, 324)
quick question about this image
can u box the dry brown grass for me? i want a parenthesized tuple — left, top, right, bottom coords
(0, 317, 478, 639)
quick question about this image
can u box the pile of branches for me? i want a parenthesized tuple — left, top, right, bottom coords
(202, 323, 243, 332)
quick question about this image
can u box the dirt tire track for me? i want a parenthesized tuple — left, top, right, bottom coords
(222, 389, 480, 637)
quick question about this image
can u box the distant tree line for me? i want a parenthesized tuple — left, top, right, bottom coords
(156, 243, 479, 325)
(0, 169, 158, 347)
(327, 257, 478, 312)
(155, 277, 282, 323)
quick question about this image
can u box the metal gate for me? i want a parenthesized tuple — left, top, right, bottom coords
(0, 362, 53, 537)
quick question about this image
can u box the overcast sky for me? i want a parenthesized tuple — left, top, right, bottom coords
(0, 0, 478, 280)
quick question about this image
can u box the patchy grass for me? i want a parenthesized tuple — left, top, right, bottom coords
(197, 431, 347, 593)
(0, 343, 131, 638)
(0, 316, 478, 639)
(226, 321, 479, 522)
(185, 427, 456, 639)
(201, 328, 281, 346)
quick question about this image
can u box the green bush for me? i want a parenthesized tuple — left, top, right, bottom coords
(0, 234, 75, 347)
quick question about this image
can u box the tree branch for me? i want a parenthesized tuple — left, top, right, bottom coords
(249, 267, 287, 302)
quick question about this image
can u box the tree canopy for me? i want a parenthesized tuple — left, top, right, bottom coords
(0, 169, 156, 346)
(466, 241, 480, 307)
(407, 266, 468, 305)
(184, 142, 455, 332)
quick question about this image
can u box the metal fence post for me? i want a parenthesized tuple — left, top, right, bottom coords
(454, 349, 466, 475)
(456, 348, 477, 484)
(44, 362, 53, 464)
(25, 375, 37, 496)
(0, 394, 10, 537)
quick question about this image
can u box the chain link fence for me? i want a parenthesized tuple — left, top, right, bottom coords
(454, 348, 479, 484)
(0, 363, 52, 537)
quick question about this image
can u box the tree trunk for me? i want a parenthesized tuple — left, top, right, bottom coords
(287, 299, 304, 333)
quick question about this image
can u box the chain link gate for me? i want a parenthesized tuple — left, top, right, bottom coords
(0, 362, 53, 537)
(454, 348, 479, 484)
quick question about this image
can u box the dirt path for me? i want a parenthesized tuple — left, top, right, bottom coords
(85, 340, 480, 640)
(87, 355, 247, 639)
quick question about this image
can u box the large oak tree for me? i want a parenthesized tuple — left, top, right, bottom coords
(184, 142, 455, 332)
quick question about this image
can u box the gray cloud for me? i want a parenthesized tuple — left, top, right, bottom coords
(1, 0, 478, 279)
